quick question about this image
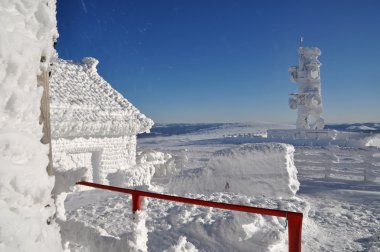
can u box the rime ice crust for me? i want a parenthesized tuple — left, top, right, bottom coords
(169, 143, 300, 198)
(50, 58, 154, 188)
(0, 0, 62, 251)
(50, 58, 154, 138)
(289, 46, 325, 130)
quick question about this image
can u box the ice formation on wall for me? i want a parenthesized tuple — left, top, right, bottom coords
(0, 1, 62, 251)
(288, 45, 325, 130)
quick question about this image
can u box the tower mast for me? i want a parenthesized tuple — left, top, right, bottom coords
(288, 41, 325, 130)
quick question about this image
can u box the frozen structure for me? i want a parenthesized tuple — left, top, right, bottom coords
(288, 46, 324, 130)
(49, 58, 153, 194)
(265, 43, 378, 147)
(0, 0, 63, 251)
(267, 43, 333, 144)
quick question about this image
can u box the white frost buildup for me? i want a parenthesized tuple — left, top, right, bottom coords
(288, 46, 325, 130)
(0, 1, 62, 251)
(50, 58, 153, 138)
(108, 150, 172, 187)
(169, 143, 299, 198)
(128, 211, 148, 252)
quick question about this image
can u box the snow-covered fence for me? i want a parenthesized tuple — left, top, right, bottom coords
(76, 181, 304, 252)
(295, 146, 380, 183)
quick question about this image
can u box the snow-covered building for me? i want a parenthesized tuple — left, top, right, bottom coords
(49, 57, 153, 194)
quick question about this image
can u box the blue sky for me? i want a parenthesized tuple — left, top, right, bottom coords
(57, 0, 380, 124)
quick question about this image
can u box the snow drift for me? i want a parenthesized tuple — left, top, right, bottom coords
(169, 143, 299, 198)
(62, 191, 308, 252)
(365, 133, 380, 148)
(0, 0, 62, 251)
(107, 150, 173, 187)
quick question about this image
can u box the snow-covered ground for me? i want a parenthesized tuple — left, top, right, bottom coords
(60, 123, 380, 251)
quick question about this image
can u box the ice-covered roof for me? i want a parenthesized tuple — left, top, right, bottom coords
(50, 57, 153, 138)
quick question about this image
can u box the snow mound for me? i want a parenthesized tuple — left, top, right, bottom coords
(50, 58, 153, 138)
(169, 143, 299, 198)
(0, 0, 62, 251)
(163, 236, 198, 252)
(365, 134, 380, 148)
(108, 150, 173, 187)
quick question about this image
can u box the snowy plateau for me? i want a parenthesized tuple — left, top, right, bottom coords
(60, 123, 380, 252)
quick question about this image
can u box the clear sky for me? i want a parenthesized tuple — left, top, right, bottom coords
(56, 0, 380, 124)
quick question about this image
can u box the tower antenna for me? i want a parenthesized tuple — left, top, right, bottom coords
(300, 36, 304, 47)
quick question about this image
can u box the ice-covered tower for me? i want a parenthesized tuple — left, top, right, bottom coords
(288, 44, 325, 130)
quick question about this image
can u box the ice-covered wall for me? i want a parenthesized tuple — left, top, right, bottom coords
(52, 136, 136, 192)
(169, 143, 299, 198)
(289, 46, 325, 130)
(0, 1, 62, 251)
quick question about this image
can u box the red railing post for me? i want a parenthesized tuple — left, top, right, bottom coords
(287, 212, 303, 252)
(132, 193, 141, 213)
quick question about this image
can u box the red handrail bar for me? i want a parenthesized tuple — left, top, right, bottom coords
(76, 181, 303, 252)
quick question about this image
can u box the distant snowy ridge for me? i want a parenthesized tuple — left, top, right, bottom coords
(348, 125, 376, 131)
(325, 123, 380, 133)
(50, 58, 153, 138)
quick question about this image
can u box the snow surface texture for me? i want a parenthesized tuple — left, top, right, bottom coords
(169, 143, 299, 198)
(267, 129, 378, 147)
(55, 123, 380, 251)
(62, 190, 308, 252)
(56, 150, 174, 251)
(49, 58, 153, 138)
(0, 1, 62, 251)
(137, 123, 380, 251)
(366, 134, 380, 148)
(163, 236, 198, 252)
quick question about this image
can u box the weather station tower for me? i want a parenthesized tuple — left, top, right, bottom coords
(288, 38, 325, 130)
(265, 39, 372, 146)
(266, 39, 335, 144)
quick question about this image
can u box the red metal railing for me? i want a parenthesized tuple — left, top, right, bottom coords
(76, 181, 303, 252)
